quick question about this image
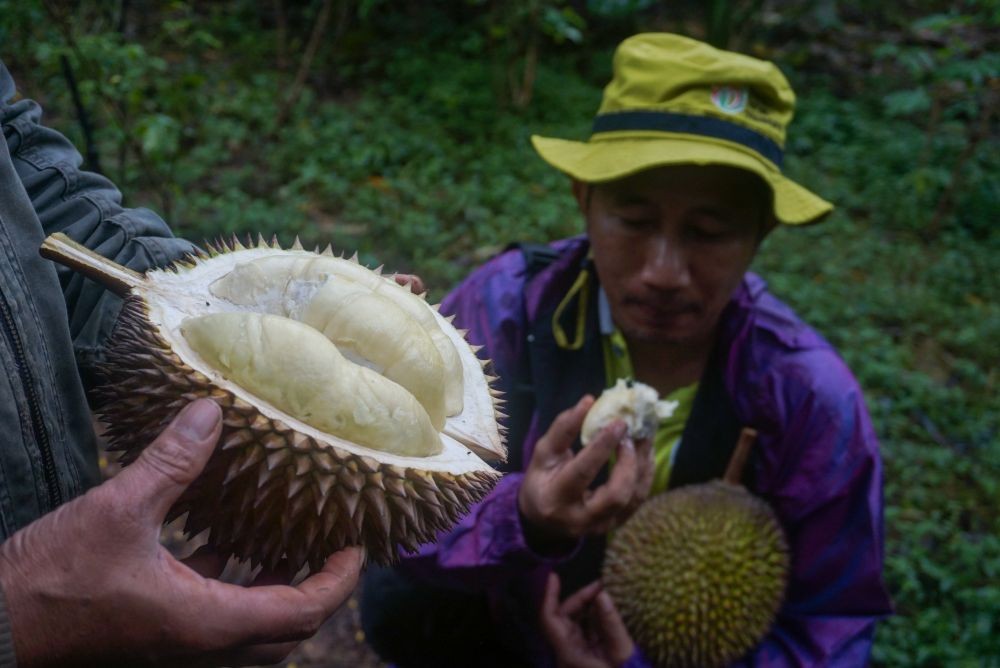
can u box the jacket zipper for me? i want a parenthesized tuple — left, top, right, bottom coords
(0, 290, 62, 509)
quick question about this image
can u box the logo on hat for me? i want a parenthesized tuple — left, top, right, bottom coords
(711, 86, 748, 114)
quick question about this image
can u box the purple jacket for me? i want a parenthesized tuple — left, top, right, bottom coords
(405, 236, 891, 666)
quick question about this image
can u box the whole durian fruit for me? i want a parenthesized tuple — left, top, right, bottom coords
(602, 429, 788, 668)
(41, 233, 505, 572)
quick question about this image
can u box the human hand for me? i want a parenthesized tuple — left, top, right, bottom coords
(0, 399, 362, 667)
(392, 273, 426, 295)
(518, 396, 655, 544)
(540, 573, 635, 668)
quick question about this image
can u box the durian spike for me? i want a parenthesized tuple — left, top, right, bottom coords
(40, 232, 145, 297)
(723, 427, 757, 485)
(443, 426, 506, 464)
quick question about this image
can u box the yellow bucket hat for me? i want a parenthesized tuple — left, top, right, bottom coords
(532, 33, 833, 225)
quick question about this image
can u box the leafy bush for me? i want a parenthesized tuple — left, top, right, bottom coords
(1, 1, 997, 663)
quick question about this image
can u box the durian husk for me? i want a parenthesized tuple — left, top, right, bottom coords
(602, 429, 789, 668)
(43, 233, 504, 573)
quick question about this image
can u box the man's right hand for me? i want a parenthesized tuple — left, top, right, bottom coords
(0, 398, 362, 667)
(518, 396, 655, 545)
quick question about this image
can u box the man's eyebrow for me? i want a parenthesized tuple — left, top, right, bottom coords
(607, 191, 654, 207)
(687, 204, 745, 225)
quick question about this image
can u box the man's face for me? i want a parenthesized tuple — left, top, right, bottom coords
(579, 164, 769, 346)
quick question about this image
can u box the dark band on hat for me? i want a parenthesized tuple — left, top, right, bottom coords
(592, 110, 784, 167)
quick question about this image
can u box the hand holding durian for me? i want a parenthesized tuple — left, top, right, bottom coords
(537, 383, 789, 668)
(517, 392, 657, 546)
(0, 399, 362, 666)
(39, 233, 507, 572)
(540, 573, 635, 668)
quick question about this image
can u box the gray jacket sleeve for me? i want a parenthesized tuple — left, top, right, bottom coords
(0, 60, 197, 381)
(0, 586, 13, 668)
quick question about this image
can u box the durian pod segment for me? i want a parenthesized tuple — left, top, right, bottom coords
(205, 253, 505, 462)
(299, 278, 448, 430)
(38, 232, 504, 573)
(209, 255, 467, 418)
(602, 428, 789, 668)
(180, 312, 442, 457)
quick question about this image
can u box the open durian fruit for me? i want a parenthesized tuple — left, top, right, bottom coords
(41, 233, 505, 572)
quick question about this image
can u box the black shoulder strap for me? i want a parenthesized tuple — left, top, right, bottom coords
(499, 242, 562, 474)
(505, 241, 560, 280)
(669, 343, 753, 489)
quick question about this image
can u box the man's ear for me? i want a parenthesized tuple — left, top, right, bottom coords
(571, 179, 590, 214)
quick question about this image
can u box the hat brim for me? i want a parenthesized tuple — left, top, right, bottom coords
(531, 134, 832, 226)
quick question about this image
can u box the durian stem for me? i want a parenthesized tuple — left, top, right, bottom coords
(724, 427, 757, 485)
(40, 233, 145, 296)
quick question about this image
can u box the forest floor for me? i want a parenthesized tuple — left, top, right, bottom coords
(258, 586, 384, 668)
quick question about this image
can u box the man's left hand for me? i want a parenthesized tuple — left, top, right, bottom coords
(540, 573, 635, 668)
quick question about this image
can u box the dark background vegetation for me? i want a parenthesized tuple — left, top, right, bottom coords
(2, 0, 998, 665)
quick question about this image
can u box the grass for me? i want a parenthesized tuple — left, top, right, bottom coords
(3, 3, 998, 663)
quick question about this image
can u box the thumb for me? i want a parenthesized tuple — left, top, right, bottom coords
(533, 395, 594, 467)
(120, 398, 223, 522)
(595, 591, 635, 664)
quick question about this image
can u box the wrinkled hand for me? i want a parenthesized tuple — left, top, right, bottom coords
(540, 573, 635, 668)
(0, 399, 362, 667)
(392, 273, 426, 295)
(518, 396, 654, 544)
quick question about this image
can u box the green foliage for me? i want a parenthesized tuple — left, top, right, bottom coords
(758, 39, 999, 661)
(1, 1, 998, 664)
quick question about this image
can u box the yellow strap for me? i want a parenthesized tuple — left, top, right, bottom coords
(551, 269, 590, 350)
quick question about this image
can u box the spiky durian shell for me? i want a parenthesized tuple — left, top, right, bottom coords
(91, 237, 502, 572)
(603, 482, 789, 668)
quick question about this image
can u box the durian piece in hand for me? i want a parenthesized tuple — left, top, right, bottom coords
(581, 378, 678, 445)
(39, 233, 506, 572)
(602, 429, 790, 668)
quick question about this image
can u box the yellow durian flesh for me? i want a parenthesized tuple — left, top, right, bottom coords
(210, 254, 465, 416)
(181, 312, 441, 457)
(298, 278, 447, 430)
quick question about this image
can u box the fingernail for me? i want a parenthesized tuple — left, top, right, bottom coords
(177, 399, 221, 440)
(612, 421, 628, 441)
